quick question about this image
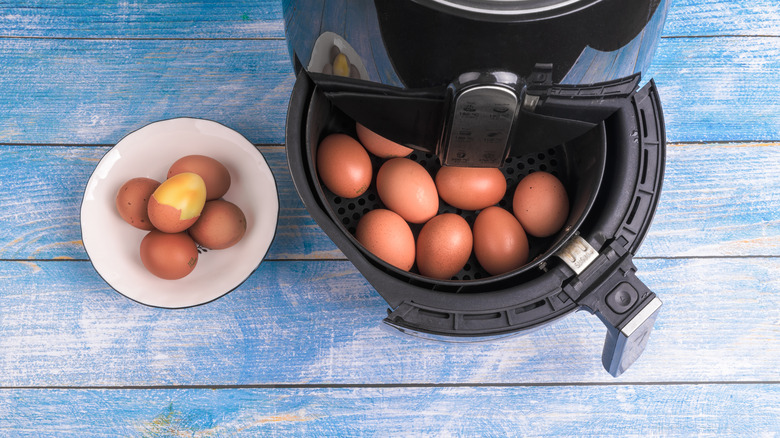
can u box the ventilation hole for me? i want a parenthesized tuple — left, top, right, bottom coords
(547, 148, 556, 155)
(505, 157, 513, 164)
(410, 153, 418, 160)
(537, 153, 545, 160)
(474, 272, 483, 279)
(463, 312, 501, 321)
(419, 160, 427, 167)
(358, 198, 365, 205)
(640, 108, 649, 138)
(338, 208, 346, 215)
(348, 203, 355, 210)
(464, 263, 471, 271)
(506, 167, 514, 175)
(516, 163, 525, 171)
(362, 208, 370, 214)
(515, 300, 545, 314)
(334, 197, 342, 204)
(550, 159, 558, 166)
(540, 164, 548, 171)
(462, 275, 471, 280)
(527, 158, 535, 165)
(418, 309, 449, 319)
(341, 217, 350, 225)
(368, 193, 376, 201)
(626, 196, 641, 225)
(352, 213, 360, 220)
(640, 148, 649, 185)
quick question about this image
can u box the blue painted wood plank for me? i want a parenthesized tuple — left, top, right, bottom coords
(0, 1, 284, 38)
(646, 36, 780, 143)
(0, 384, 778, 436)
(0, 145, 340, 261)
(0, 257, 778, 385)
(1, 141, 778, 260)
(664, 0, 780, 37)
(0, 36, 777, 145)
(2, 0, 778, 40)
(0, 37, 295, 145)
(643, 142, 780, 257)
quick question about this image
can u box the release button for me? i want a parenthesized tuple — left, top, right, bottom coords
(606, 282, 639, 314)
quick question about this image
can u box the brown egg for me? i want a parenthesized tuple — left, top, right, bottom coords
(147, 172, 207, 233)
(168, 155, 231, 201)
(376, 158, 439, 224)
(416, 213, 473, 280)
(355, 209, 415, 271)
(115, 177, 160, 230)
(512, 171, 569, 238)
(435, 166, 507, 211)
(317, 133, 373, 199)
(188, 199, 247, 250)
(355, 122, 413, 158)
(139, 230, 198, 279)
(472, 206, 529, 276)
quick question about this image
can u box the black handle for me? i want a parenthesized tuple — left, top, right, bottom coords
(600, 284, 662, 377)
(565, 240, 662, 377)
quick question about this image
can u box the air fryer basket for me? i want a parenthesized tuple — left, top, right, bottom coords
(287, 72, 666, 376)
(305, 86, 606, 287)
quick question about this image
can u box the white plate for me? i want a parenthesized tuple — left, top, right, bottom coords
(80, 118, 279, 308)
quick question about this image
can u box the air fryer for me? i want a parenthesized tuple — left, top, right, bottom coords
(282, 0, 669, 376)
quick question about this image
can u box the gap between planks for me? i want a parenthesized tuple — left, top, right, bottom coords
(1, 381, 780, 390)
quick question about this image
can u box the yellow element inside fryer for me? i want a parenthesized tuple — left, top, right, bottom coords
(152, 172, 207, 220)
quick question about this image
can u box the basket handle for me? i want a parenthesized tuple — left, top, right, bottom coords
(565, 239, 662, 377)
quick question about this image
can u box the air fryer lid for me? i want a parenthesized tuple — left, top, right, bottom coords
(290, 0, 668, 167)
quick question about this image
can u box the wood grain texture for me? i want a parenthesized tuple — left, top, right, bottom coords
(2, 0, 779, 39)
(1, 36, 780, 145)
(1, 142, 778, 260)
(0, 257, 778, 386)
(646, 36, 780, 143)
(0, 0, 777, 434)
(665, 0, 780, 36)
(0, 37, 295, 145)
(0, 384, 778, 437)
(0, 145, 339, 260)
(0, 1, 284, 38)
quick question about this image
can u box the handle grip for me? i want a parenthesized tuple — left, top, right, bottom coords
(598, 273, 662, 377)
(567, 240, 662, 377)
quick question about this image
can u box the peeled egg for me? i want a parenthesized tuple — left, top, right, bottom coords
(472, 206, 529, 276)
(356, 122, 413, 158)
(317, 133, 373, 199)
(416, 213, 473, 280)
(115, 177, 160, 230)
(512, 171, 569, 238)
(435, 166, 507, 211)
(168, 155, 231, 201)
(332, 53, 351, 77)
(355, 209, 415, 271)
(140, 230, 199, 280)
(376, 158, 439, 224)
(147, 172, 207, 233)
(188, 199, 247, 250)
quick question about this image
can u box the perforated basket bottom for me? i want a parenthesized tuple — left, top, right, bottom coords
(321, 145, 569, 281)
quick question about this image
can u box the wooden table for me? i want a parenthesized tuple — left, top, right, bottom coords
(1, 1, 779, 435)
